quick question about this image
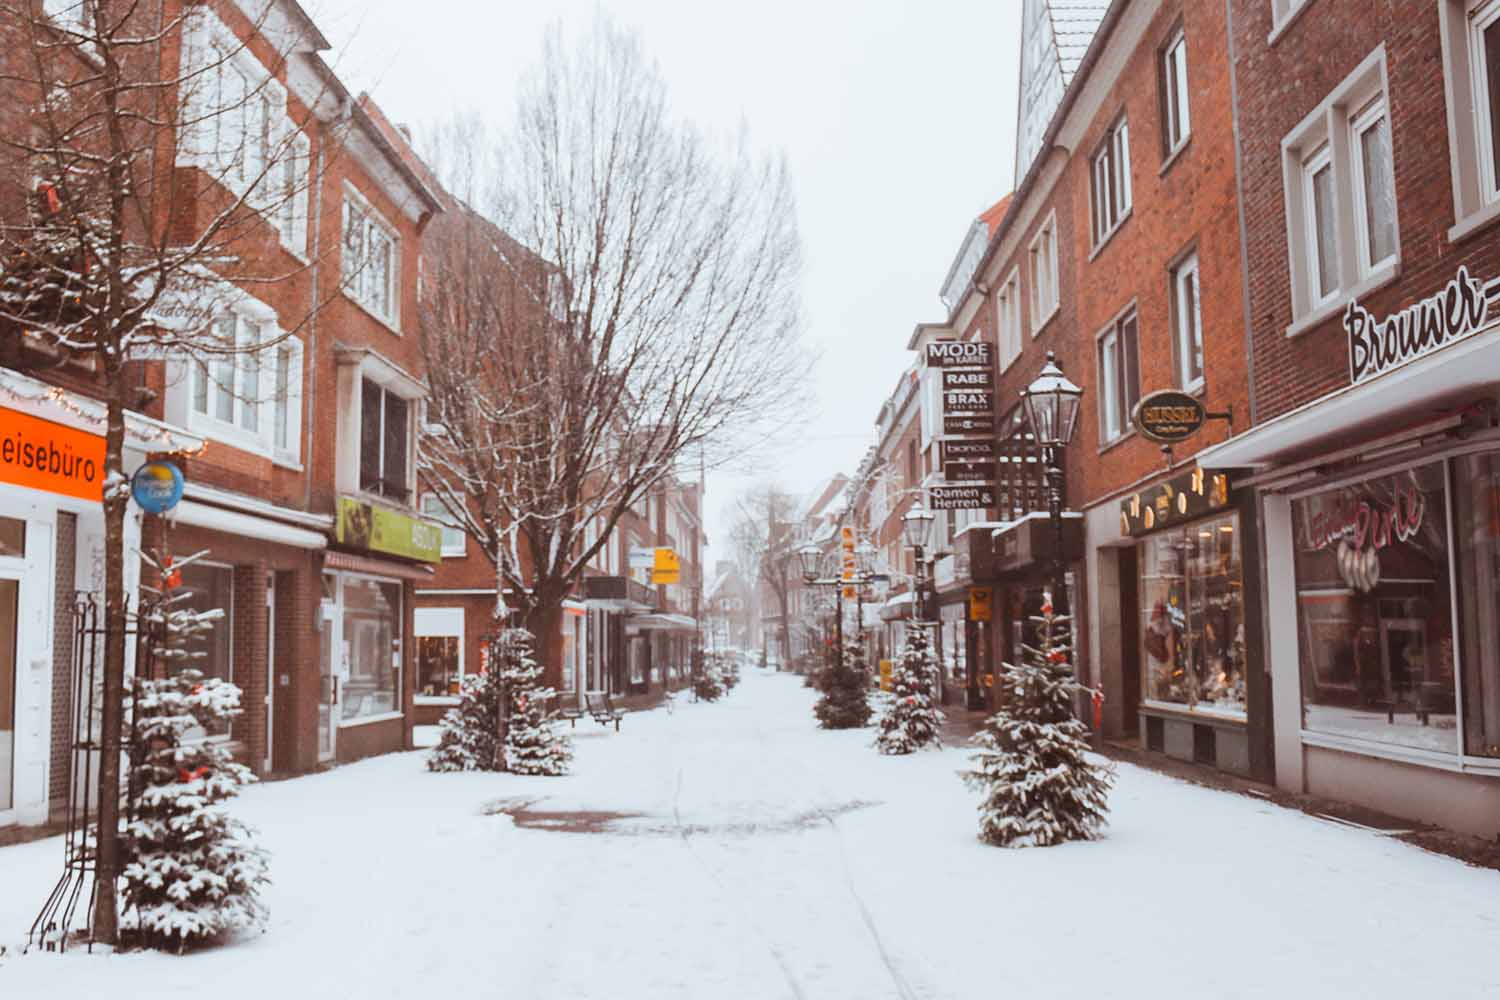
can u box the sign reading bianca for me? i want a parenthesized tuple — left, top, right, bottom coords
(926, 341, 993, 368)
(1346, 266, 1500, 386)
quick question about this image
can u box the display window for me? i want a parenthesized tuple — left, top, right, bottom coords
(1292, 464, 1454, 751)
(1449, 454, 1500, 758)
(177, 561, 235, 737)
(1139, 513, 1246, 717)
(341, 576, 401, 722)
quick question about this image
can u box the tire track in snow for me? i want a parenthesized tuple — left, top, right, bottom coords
(668, 765, 810, 1000)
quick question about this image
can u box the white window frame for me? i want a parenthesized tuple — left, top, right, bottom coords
(1301, 143, 1339, 312)
(997, 268, 1023, 372)
(1028, 212, 1059, 331)
(1348, 98, 1397, 278)
(1091, 117, 1132, 249)
(359, 378, 413, 502)
(1162, 27, 1191, 155)
(414, 606, 464, 704)
(278, 128, 311, 258)
(1439, 0, 1500, 241)
(1280, 47, 1398, 336)
(420, 494, 467, 558)
(186, 313, 302, 466)
(1269, 0, 1315, 45)
(1096, 307, 1140, 446)
(1171, 252, 1204, 392)
(341, 185, 401, 330)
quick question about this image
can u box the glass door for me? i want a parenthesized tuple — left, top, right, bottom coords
(318, 588, 338, 763)
(264, 577, 275, 772)
(0, 576, 19, 821)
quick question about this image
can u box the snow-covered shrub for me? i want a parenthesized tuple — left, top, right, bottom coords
(814, 638, 871, 729)
(875, 623, 944, 754)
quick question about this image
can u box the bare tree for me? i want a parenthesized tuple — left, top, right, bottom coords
(0, 0, 331, 941)
(418, 17, 808, 679)
(728, 484, 801, 667)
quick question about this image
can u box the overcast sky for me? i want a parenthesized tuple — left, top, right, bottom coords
(310, 0, 1023, 570)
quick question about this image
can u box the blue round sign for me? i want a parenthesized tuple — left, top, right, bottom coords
(131, 461, 185, 514)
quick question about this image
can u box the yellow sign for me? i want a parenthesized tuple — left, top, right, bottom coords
(969, 587, 992, 622)
(842, 585, 857, 600)
(652, 546, 681, 584)
(879, 659, 893, 692)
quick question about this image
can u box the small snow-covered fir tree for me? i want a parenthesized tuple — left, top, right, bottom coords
(499, 629, 573, 776)
(962, 594, 1113, 847)
(693, 654, 725, 702)
(875, 623, 945, 754)
(426, 668, 504, 773)
(814, 636, 872, 729)
(120, 553, 270, 951)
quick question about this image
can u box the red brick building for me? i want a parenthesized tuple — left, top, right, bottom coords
(1200, 0, 1500, 835)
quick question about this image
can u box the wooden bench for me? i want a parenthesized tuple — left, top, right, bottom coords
(553, 696, 585, 728)
(586, 691, 623, 731)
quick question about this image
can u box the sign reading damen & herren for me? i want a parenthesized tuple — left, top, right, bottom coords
(926, 340, 993, 368)
(1131, 390, 1206, 444)
(1346, 265, 1500, 386)
(944, 414, 996, 436)
(928, 484, 996, 510)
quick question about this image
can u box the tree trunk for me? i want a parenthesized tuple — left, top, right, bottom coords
(92, 374, 128, 943)
(491, 554, 509, 771)
(525, 599, 565, 693)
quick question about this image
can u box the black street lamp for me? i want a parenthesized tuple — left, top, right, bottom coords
(902, 501, 935, 622)
(1021, 350, 1084, 622)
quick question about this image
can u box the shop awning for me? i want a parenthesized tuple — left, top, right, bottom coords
(627, 613, 698, 633)
(1199, 321, 1500, 471)
(880, 592, 914, 622)
(168, 499, 327, 550)
(324, 549, 436, 581)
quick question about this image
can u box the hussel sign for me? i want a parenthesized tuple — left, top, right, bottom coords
(1346, 266, 1500, 386)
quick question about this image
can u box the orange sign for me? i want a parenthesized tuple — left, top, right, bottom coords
(969, 587, 992, 622)
(0, 407, 106, 501)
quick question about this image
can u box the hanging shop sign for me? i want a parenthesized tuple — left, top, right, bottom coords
(652, 546, 681, 584)
(941, 369, 994, 391)
(943, 460, 997, 483)
(1346, 265, 1500, 386)
(1119, 466, 1231, 537)
(929, 484, 996, 511)
(336, 496, 443, 563)
(944, 414, 996, 436)
(0, 406, 106, 502)
(926, 340, 993, 368)
(943, 390, 993, 414)
(968, 587, 992, 622)
(1131, 390, 1206, 444)
(941, 439, 996, 463)
(130, 460, 184, 514)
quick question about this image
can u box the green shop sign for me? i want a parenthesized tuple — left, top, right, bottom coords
(336, 496, 443, 563)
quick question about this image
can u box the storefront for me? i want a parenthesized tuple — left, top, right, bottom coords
(1199, 264, 1500, 834)
(0, 370, 201, 827)
(583, 575, 656, 695)
(1094, 467, 1270, 779)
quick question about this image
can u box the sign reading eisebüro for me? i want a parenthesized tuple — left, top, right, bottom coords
(926, 340, 993, 368)
(1345, 266, 1500, 386)
(1131, 390, 1206, 444)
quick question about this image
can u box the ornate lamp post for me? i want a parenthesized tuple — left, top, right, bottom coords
(902, 501, 935, 622)
(1020, 351, 1084, 620)
(798, 541, 842, 670)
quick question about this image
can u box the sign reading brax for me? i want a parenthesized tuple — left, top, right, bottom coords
(1345, 266, 1500, 385)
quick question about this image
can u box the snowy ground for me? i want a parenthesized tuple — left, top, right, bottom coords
(1, 669, 1497, 999)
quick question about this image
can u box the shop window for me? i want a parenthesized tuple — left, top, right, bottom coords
(1090, 116, 1131, 248)
(1452, 453, 1500, 757)
(0, 577, 17, 811)
(177, 562, 234, 737)
(360, 379, 410, 501)
(1159, 25, 1190, 157)
(0, 518, 23, 558)
(1139, 513, 1246, 716)
(341, 576, 401, 722)
(1096, 308, 1140, 445)
(1171, 253, 1204, 391)
(1281, 48, 1397, 331)
(1028, 212, 1059, 331)
(1291, 464, 1455, 753)
(416, 637, 459, 698)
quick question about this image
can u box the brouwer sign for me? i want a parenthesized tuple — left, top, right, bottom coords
(1346, 266, 1500, 386)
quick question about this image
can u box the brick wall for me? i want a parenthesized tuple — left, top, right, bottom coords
(1230, 0, 1500, 422)
(47, 511, 76, 818)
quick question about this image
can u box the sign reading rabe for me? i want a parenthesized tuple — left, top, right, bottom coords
(1131, 390, 1206, 444)
(941, 369, 994, 391)
(925, 340, 993, 368)
(928, 484, 996, 511)
(130, 460, 184, 514)
(337, 496, 443, 563)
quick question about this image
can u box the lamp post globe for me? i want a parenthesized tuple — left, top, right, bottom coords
(796, 542, 821, 581)
(902, 503, 934, 550)
(1021, 350, 1084, 449)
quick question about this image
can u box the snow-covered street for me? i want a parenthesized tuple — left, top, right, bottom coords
(2, 667, 1498, 999)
